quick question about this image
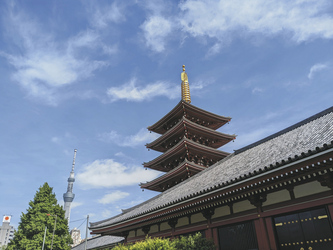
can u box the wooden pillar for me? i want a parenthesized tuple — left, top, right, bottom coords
(121, 231, 129, 244)
(205, 226, 212, 239)
(249, 194, 270, 249)
(202, 208, 215, 239)
(328, 204, 333, 221)
(318, 173, 333, 220)
(265, 217, 277, 250)
(254, 217, 271, 250)
(168, 218, 178, 238)
(211, 227, 219, 250)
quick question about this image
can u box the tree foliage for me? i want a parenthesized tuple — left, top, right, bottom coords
(113, 232, 215, 250)
(173, 233, 215, 250)
(7, 183, 72, 250)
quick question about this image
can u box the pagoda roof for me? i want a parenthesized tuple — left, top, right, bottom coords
(143, 138, 230, 171)
(147, 101, 231, 134)
(146, 117, 236, 152)
(90, 106, 333, 234)
(140, 160, 206, 192)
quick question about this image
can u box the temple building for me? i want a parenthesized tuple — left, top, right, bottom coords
(90, 67, 333, 250)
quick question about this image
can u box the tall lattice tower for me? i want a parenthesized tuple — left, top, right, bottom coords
(63, 149, 77, 223)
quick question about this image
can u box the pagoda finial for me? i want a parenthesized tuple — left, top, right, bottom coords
(181, 65, 191, 103)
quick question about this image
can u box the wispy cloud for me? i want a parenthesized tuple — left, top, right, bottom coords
(141, 15, 173, 52)
(107, 78, 178, 102)
(102, 209, 113, 218)
(141, 0, 333, 54)
(99, 128, 159, 147)
(98, 190, 129, 204)
(205, 43, 222, 58)
(76, 159, 160, 189)
(71, 201, 84, 209)
(1, 4, 118, 105)
(139, 0, 174, 52)
(51, 137, 61, 143)
(308, 63, 329, 79)
(252, 87, 264, 94)
(179, 0, 333, 46)
(88, 2, 125, 29)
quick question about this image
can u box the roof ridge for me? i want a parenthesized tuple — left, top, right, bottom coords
(235, 106, 333, 155)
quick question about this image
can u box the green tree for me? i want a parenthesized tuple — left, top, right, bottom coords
(173, 233, 215, 250)
(7, 183, 72, 250)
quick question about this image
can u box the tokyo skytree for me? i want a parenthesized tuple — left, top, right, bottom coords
(63, 149, 77, 223)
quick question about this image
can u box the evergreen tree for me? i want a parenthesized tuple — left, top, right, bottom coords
(7, 183, 72, 250)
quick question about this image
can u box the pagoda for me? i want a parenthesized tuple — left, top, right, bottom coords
(140, 66, 236, 192)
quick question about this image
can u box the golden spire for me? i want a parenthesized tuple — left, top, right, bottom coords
(181, 65, 191, 103)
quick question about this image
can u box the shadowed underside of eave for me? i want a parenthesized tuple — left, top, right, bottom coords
(140, 160, 206, 192)
(143, 138, 230, 172)
(148, 101, 231, 134)
(146, 117, 236, 152)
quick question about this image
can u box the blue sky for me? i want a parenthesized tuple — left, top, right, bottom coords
(0, 0, 333, 234)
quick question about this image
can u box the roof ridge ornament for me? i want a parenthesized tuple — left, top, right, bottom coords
(181, 65, 191, 103)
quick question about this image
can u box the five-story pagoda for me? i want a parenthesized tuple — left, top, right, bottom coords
(140, 66, 236, 192)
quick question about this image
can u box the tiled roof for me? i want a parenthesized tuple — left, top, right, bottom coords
(146, 117, 235, 152)
(148, 101, 231, 134)
(140, 159, 206, 191)
(71, 235, 124, 250)
(90, 106, 333, 230)
(143, 138, 229, 170)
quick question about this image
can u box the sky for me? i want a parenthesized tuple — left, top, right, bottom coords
(0, 0, 333, 235)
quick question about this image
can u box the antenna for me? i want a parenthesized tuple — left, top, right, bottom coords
(71, 149, 77, 172)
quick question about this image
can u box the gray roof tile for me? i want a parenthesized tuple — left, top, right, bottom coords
(71, 235, 124, 250)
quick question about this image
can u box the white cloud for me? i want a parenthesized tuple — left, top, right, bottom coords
(98, 191, 129, 204)
(71, 201, 83, 209)
(58, 200, 82, 209)
(6, 52, 107, 102)
(76, 159, 160, 188)
(89, 2, 125, 29)
(101, 44, 119, 55)
(141, 15, 173, 52)
(141, 0, 168, 15)
(308, 63, 329, 79)
(102, 209, 113, 218)
(68, 29, 100, 49)
(138, 1, 333, 54)
(115, 152, 126, 157)
(67, 22, 119, 56)
(99, 128, 159, 147)
(1, 5, 113, 105)
(205, 43, 222, 58)
(107, 78, 178, 102)
(252, 87, 264, 94)
(179, 0, 333, 47)
(51, 137, 60, 143)
(191, 79, 213, 91)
